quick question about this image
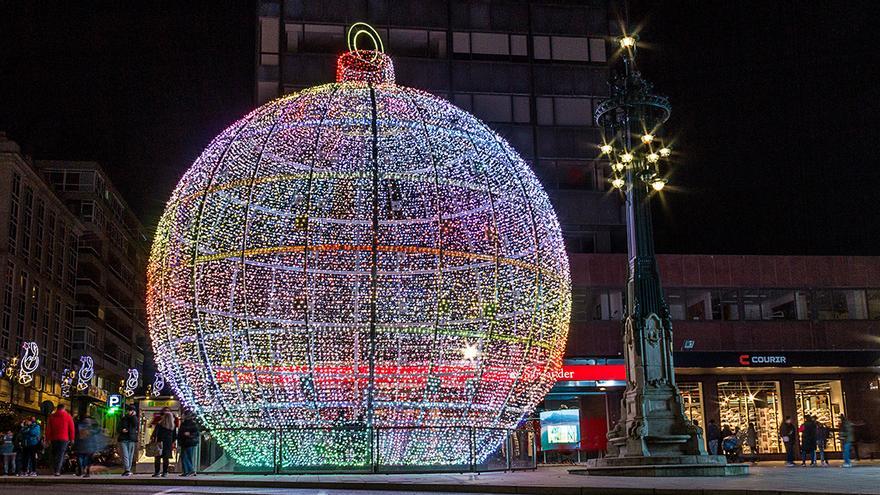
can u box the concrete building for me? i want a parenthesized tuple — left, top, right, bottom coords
(547, 254, 880, 460)
(0, 132, 82, 416)
(36, 159, 150, 419)
(255, 0, 622, 255)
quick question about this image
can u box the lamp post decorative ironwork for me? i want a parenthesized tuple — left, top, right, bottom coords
(576, 33, 747, 476)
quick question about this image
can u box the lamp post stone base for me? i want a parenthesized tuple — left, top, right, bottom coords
(571, 455, 749, 477)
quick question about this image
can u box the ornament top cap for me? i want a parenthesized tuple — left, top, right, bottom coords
(337, 22, 394, 84)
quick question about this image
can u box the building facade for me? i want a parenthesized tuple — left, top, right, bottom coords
(0, 133, 149, 428)
(547, 254, 880, 459)
(0, 132, 81, 417)
(255, 0, 623, 254)
(35, 160, 150, 419)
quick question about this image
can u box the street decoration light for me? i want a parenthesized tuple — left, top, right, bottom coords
(579, 33, 746, 476)
(146, 23, 570, 469)
(120, 368, 139, 398)
(60, 368, 76, 398)
(17, 342, 39, 385)
(76, 355, 94, 392)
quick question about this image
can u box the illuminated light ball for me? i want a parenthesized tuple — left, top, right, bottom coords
(147, 43, 570, 469)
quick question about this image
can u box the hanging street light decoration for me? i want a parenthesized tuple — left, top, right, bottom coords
(146, 22, 571, 469)
(149, 372, 164, 398)
(60, 368, 76, 398)
(120, 368, 139, 398)
(17, 342, 39, 386)
(577, 33, 747, 476)
(76, 355, 94, 392)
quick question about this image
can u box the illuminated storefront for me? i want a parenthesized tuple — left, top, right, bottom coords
(717, 381, 782, 454)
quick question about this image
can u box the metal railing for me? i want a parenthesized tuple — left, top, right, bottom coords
(197, 425, 537, 475)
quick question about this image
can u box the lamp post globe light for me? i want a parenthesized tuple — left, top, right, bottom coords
(575, 34, 748, 476)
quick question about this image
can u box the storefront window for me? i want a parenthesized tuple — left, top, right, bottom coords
(717, 381, 783, 454)
(678, 382, 704, 430)
(815, 289, 867, 320)
(795, 380, 845, 452)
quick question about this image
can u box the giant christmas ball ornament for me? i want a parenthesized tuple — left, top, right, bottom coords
(148, 32, 570, 469)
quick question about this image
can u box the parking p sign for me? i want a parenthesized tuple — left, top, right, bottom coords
(107, 394, 123, 409)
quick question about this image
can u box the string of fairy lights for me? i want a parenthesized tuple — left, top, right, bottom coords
(147, 24, 571, 468)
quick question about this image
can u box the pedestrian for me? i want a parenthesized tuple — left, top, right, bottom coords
(150, 407, 177, 477)
(816, 420, 830, 466)
(746, 422, 759, 461)
(118, 406, 139, 476)
(706, 419, 721, 455)
(800, 414, 817, 466)
(46, 403, 75, 476)
(12, 421, 24, 475)
(0, 430, 15, 475)
(75, 414, 100, 478)
(780, 416, 797, 467)
(721, 429, 739, 463)
(20, 417, 41, 476)
(720, 424, 733, 441)
(177, 413, 200, 477)
(839, 414, 854, 468)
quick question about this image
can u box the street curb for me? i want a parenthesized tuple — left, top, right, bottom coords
(0, 477, 876, 495)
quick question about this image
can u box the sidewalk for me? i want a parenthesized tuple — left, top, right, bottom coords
(2, 462, 879, 495)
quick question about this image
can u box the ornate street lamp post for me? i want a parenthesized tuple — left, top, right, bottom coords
(576, 34, 747, 476)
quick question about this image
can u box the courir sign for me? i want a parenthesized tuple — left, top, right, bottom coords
(738, 354, 787, 366)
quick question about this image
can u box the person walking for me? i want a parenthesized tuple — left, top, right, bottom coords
(745, 422, 759, 461)
(0, 430, 15, 475)
(177, 413, 199, 477)
(706, 419, 721, 455)
(839, 414, 855, 468)
(118, 406, 139, 476)
(75, 415, 100, 478)
(20, 417, 41, 476)
(151, 408, 177, 477)
(46, 404, 75, 476)
(780, 416, 797, 467)
(816, 420, 830, 466)
(800, 414, 817, 466)
(12, 421, 25, 475)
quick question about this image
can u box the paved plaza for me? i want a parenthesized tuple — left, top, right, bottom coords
(2, 463, 880, 495)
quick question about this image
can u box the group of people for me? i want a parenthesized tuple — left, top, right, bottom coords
(149, 406, 201, 477)
(780, 414, 855, 467)
(703, 414, 855, 467)
(0, 416, 42, 475)
(0, 403, 200, 477)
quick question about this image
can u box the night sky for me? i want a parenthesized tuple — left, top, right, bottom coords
(2, 1, 878, 256)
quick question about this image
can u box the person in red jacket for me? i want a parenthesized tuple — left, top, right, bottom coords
(46, 403, 75, 476)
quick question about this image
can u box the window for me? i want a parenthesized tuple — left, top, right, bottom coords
(814, 289, 866, 320)
(470, 32, 508, 55)
(533, 36, 550, 59)
(666, 289, 712, 320)
(868, 290, 880, 320)
(302, 24, 344, 53)
(589, 38, 607, 62)
(582, 289, 623, 320)
(718, 381, 783, 454)
(512, 96, 530, 123)
(550, 36, 589, 61)
(742, 289, 810, 320)
(711, 289, 740, 320)
(472, 94, 511, 122)
(452, 32, 527, 59)
(795, 380, 845, 452)
(552, 97, 592, 125)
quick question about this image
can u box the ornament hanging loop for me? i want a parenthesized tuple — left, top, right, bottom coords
(347, 22, 384, 63)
